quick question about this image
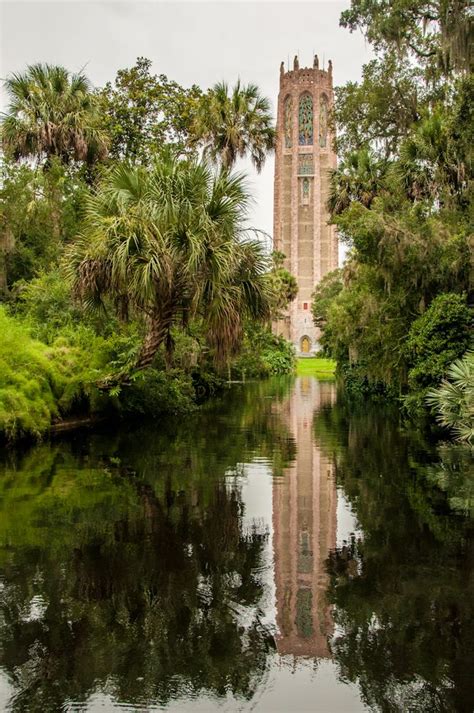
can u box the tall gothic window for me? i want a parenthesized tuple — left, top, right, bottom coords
(298, 93, 313, 145)
(284, 95, 293, 148)
(319, 95, 328, 148)
(300, 177, 311, 205)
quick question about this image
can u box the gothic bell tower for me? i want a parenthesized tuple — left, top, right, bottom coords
(273, 55, 338, 354)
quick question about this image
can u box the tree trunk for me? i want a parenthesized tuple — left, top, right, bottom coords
(136, 310, 173, 371)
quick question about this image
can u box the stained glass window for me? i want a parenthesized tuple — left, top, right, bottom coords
(300, 177, 311, 205)
(298, 154, 314, 175)
(284, 95, 293, 148)
(298, 93, 313, 145)
(319, 95, 328, 148)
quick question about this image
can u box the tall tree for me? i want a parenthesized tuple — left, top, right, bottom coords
(67, 153, 272, 380)
(194, 80, 275, 172)
(1, 63, 108, 166)
(100, 57, 203, 162)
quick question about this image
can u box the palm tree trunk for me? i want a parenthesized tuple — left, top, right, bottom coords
(136, 309, 173, 371)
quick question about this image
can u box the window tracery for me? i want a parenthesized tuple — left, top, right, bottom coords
(298, 94, 313, 145)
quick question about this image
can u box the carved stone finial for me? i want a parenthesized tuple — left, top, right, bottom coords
(293, 55, 299, 71)
(328, 59, 333, 75)
(280, 61, 285, 76)
(313, 54, 319, 69)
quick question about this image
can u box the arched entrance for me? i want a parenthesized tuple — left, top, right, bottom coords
(300, 335, 311, 354)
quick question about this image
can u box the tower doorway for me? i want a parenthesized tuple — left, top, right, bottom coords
(300, 336, 311, 354)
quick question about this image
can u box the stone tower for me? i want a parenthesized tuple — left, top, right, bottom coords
(273, 55, 338, 354)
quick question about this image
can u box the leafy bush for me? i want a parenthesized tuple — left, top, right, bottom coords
(119, 368, 196, 417)
(232, 326, 295, 378)
(0, 307, 117, 440)
(0, 307, 58, 439)
(405, 293, 472, 391)
(339, 362, 397, 400)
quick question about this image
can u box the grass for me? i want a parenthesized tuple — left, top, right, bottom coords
(296, 357, 336, 378)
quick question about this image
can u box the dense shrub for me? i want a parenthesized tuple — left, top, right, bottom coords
(0, 308, 58, 439)
(405, 293, 472, 391)
(119, 368, 196, 417)
(232, 326, 295, 379)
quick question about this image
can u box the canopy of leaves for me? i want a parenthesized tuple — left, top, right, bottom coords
(100, 57, 203, 162)
(194, 79, 276, 172)
(67, 153, 272, 377)
(314, 1, 473, 413)
(1, 63, 108, 166)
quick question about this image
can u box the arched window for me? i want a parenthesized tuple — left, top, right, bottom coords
(298, 93, 313, 145)
(319, 94, 328, 148)
(300, 177, 311, 206)
(284, 95, 293, 148)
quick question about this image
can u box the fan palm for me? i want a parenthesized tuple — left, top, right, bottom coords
(426, 351, 474, 443)
(328, 148, 387, 215)
(67, 153, 271, 381)
(195, 80, 275, 172)
(1, 63, 108, 165)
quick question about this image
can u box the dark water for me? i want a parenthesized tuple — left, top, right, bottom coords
(0, 376, 473, 712)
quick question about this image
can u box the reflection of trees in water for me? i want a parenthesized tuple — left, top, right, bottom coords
(0, 378, 295, 712)
(0, 476, 272, 711)
(314, 401, 474, 713)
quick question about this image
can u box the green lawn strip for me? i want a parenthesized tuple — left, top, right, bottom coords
(296, 357, 336, 377)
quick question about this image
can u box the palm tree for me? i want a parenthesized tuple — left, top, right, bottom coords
(194, 80, 275, 172)
(426, 351, 474, 443)
(328, 148, 387, 215)
(1, 63, 108, 166)
(67, 153, 271, 380)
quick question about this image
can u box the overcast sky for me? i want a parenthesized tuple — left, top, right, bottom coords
(0, 0, 371, 242)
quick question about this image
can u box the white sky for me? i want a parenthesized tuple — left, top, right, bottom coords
(0, 0, 371, 243)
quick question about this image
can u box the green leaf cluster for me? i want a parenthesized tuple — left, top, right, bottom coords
(313, 2, 473, 418)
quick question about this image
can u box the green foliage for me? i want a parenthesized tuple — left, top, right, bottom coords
(0, 58, 282, 441)
(194, 79, 275, 172)
(100, 57, 202, 161)
(405, 292, 472, 391)
(1, 63, 108, 165)
(296, 357, 336, 378)
(0, 159, 86, 289)
(120, 368, 197, 417)
(0, 307, 58, 439)
(266, 251, 298, 320)
(311, 269, 343, 352)
(334, 55, 426, 157)
(67, 155, 272, 378)
(231, 325, 295, 378)
(315, 3, 473, 423)
(0, 307, 110, 440)
(340, 0, 473, 75)
(427, 351, 474, 443)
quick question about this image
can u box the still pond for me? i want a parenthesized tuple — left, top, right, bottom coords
(0, 376, 472, 712)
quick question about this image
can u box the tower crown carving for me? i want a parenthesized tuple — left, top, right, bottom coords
(279, 56, 333, 87)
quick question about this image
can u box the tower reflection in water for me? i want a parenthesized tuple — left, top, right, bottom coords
(273, 376, 337, 658)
